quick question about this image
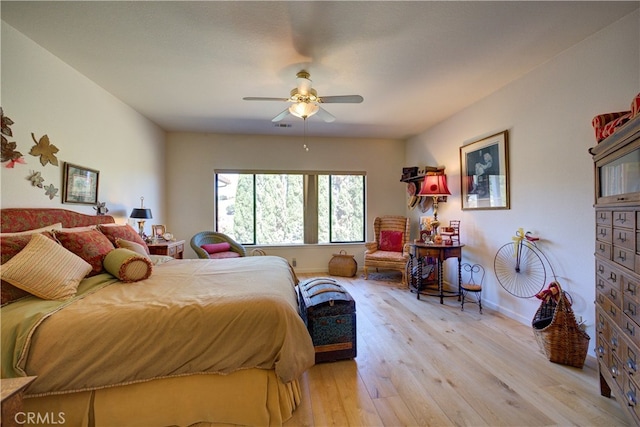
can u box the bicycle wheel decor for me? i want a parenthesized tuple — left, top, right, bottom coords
(494, 229, 548, 298)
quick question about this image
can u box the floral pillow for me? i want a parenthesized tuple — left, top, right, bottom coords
(99, 224, 150, 254)
(379, 230, 404, 252)
(54, 229, 115, 276)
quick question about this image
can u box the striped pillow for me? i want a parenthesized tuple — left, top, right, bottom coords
(0, 233, 92, 300)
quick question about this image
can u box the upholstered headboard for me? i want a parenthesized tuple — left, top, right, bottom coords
(0, 208, 115, 233)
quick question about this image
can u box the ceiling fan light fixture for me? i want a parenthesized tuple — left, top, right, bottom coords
(289, 102, 319, 119)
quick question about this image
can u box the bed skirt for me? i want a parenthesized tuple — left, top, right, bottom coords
(24, 369, 301, 426)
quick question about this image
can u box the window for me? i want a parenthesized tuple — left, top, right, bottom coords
(216, 171, 365, 245)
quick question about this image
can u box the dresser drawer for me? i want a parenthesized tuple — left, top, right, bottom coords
(611, 352, 625, 391)
(596, 277, 622, 308)
(598, 295, 623, 330)
(597, 210, 612, 226)
(613, 246, 636, 271)
(596, 260, 622, 293)
(613, 210, 635, 230)
(624, 273, 640, 304)
(595, 241, 612, 260)
(624, 296, 640, 328)
(623, 375, 640, 423)
(596, 225, 613, 244)
(613, 227, 635, 251)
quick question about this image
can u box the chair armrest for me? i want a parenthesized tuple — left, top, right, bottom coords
(191, 244, 211, 259)
(364, 241, 378, 253)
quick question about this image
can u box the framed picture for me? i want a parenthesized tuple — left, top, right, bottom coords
(460, 130, 509, 210)
(62, 162, 99, 205)
(152, 224, 166, 239)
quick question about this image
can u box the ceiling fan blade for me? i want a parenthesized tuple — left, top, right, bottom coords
(318, 95, 364, 104)
(316, 107, 336, 123)
(243, 97, 289, 102)
(271, 108, 291, 122)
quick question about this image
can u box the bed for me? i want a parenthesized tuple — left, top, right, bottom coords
(0, 208, 315, 426)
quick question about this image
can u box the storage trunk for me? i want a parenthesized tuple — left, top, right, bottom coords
(298, 277, 357, 363)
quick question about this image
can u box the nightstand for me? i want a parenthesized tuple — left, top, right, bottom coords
(147, 240, 185, 259)
(2, 376, 36, 427)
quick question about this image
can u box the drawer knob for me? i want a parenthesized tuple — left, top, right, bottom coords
(617, 252, 627, 262)
(627, 391, 637, 407)
(627, 358, 637, 372)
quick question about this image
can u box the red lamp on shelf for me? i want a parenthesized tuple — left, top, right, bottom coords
(418, 174, 451, 235)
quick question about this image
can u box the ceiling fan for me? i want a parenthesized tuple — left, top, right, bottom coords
(243, 70, 363, 123)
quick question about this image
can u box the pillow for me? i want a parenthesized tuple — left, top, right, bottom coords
(379, 230, 404, 252)
(208, 251, 241, 259)
(1, 232, 57, 304)
(115, 238, 150, 258)
(103, 248, 153, 283)
(201, 242, 232, 254)
(0, 233, 92, 300)
(1, 232, 57, 265)
(1, 280, 31, 306)
(0, 222, 63, 236)
(54, 229, 115, 276)
(98, 224, 150, 254)
(57, 225, 97, 233)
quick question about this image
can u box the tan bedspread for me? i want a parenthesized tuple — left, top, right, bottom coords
(3, 256, 315, 396)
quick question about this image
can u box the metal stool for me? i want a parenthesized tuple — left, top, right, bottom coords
(461, 263, 484, 313)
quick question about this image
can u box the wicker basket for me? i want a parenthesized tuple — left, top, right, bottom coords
(328, 250, 357, 277)
(532, 283, 590, 368)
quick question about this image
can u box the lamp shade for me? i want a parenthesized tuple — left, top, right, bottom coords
(418, 174, 451, 196)
(289, 102, 319, 119)
(130, 208, 153, 219)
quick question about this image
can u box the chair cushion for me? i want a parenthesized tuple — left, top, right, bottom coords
(365, 250, 407, 262)
(201, 242, 232, 254)
(208, 251, 241, 259)
(379, 230, 403, 252)
(462, 283, 482, 291)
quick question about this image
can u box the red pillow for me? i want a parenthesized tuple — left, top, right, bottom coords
(201, 242, 232, 254)
(54, 229, 115, 276)
(379, 230, 403, 252)
(99, 224, 150, 254)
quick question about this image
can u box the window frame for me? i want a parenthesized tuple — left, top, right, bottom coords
(215, 170, 366, 246)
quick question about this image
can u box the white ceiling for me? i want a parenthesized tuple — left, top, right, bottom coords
(2, 1, 638, 139)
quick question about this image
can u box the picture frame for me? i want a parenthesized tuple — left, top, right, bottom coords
(460, 130, 509, 210)
(152, 225, 166, 239)
(62, 162, 100, 205)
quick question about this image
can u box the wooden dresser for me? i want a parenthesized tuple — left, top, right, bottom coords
(590, 114, 640, 425)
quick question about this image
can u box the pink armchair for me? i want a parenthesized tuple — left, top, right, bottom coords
(364, 216, 411, 284)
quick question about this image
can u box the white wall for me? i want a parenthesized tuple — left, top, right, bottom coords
(165, 132, 406, 270)
(0, 22, 166, 229)
(406, 10, 640, 349)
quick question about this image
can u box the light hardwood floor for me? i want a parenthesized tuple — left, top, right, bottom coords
(285, 272, 630, 426)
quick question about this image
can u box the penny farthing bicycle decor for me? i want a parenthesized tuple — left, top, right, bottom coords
(494, 228, 553, 298)
(494, 228, 590, 368)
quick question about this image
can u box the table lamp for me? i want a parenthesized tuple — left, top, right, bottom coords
(418, 174, 451, 235)
(130, 196, 152, 237)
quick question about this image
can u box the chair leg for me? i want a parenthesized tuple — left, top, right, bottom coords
(461, 290, 466, 311)
(364, 267, 368, 279)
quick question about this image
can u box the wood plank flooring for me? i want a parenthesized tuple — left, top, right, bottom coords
(284, 272, 630, 426)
